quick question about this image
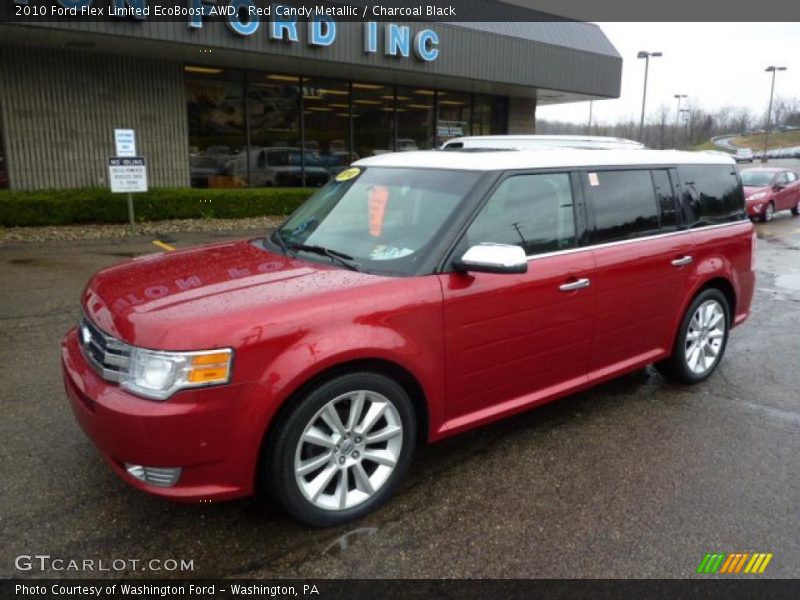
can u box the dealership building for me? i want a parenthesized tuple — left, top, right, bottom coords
(0, 4, 621, 190)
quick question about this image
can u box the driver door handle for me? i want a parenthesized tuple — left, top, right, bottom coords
(671, 256, 694, 267)
(559, 278, 591, 292)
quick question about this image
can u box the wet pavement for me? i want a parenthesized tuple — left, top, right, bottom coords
(1, 215, 799, 579)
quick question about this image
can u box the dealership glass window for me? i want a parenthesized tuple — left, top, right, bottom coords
(186, 67, 246, 188)
(465, 173, 576, 255)
(244, 74, 302, 187)
(0, 110, 8, 189)
(473, 95, 508, 136)
(397, 87, 435, 151)
(352, 82, 395, 161)
(436, 90, 471, 146)
(590, 170, 660, 243)
(186, 67, 512, 187)
(302, 77, 350, 185)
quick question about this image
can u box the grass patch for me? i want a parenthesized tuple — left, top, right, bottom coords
(0, 187, 315, 227)
(694, 140, 732, 153)
(729, 130, 800, 150)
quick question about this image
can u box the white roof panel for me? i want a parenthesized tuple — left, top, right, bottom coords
(353, 149, 735, 172)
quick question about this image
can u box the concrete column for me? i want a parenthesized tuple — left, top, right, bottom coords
(507, 96, 537, 134)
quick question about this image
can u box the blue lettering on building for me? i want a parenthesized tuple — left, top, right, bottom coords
(226, 0, 259, 36)
(55, 0, 439, 62)
(384, 24, 411, 58)
(308, 16, 336, 47)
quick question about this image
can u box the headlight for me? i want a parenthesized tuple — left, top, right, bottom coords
(122, 348, 233, 401)
(748, 192, 767, 201)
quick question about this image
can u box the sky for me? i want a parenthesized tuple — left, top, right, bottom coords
(536, 23, 800, 125)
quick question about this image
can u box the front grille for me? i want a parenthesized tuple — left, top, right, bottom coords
(78, 317, 131, 383)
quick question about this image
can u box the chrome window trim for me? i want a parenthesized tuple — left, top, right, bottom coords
(525, 220, 749, 262)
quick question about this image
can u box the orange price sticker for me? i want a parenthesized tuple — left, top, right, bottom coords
(368, 185, 389, 237)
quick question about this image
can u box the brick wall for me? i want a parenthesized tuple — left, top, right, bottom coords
(0, 45, 189, 190)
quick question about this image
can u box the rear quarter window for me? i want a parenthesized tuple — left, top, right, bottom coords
(677, 165, 745, 226)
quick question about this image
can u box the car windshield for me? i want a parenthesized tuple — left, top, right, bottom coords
(740, 170, 775, 187)
(273, 167, 482, 275)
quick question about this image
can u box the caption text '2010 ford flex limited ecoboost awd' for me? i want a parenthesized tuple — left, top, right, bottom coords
(62, 149, 755, 526)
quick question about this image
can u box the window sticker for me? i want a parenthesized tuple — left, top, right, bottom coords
(335, 167, 361, 182)
(368, 185, 390, 237)
(370, 245, 414, 260)
(588, 172, 599, 186)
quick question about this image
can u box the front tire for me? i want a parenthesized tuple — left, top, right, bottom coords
(760, 201, 775, 222)
(266, 372, 416, 527)
(655, 289, 730, 384)
(791, 199, 800, 216)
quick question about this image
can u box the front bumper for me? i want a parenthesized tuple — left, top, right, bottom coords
(62, 328, 264, 502)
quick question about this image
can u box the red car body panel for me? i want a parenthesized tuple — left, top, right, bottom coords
(63, 220, 755, 502)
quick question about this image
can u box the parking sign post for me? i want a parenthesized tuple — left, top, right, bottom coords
(111, 129, 144, 232)
(108, 157, 148, 232)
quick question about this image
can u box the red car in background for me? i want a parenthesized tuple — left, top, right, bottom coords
(741, 167, 800, 222)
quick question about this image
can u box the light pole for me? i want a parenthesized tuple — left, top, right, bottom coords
(674, 94, 687, 148)
(587, 101, 594, 134)
(637, 50, 662, 142)
(762, 66, 786, 163)
(680, 108, 691, 144)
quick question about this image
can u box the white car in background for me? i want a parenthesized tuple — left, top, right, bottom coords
(734, 148, 754, 163)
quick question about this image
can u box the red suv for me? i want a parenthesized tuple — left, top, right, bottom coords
(63, 150, 755, 526)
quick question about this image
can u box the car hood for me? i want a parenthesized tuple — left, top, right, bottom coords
(743, 186, 769, 198)
(82, 239, 384, 349)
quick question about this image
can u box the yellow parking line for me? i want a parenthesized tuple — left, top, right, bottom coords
(152, 240, 176, 252)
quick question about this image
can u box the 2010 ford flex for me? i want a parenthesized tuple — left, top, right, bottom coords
(62, 149, 755, 526)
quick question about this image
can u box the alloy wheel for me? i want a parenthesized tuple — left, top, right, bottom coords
(294, 390, 403, 511)
(765, 203, 774, 222)
(684, 299, 726, 375)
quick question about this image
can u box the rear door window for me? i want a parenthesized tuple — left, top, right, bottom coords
(677, 165, 745, 226)
(587, 169, 660, 243)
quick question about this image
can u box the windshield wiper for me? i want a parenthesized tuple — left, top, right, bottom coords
(288, 243, 361, 271)
(270, 229, 289, 255)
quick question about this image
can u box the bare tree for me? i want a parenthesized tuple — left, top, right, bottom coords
(535, 95, 800, 149)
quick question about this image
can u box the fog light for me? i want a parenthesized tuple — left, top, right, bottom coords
(125, 464, 182, 487)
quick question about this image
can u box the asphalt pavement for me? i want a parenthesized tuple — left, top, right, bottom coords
(1, 199, 799, 579)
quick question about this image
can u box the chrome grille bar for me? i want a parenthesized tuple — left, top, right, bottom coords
(78, 316, 132, 383)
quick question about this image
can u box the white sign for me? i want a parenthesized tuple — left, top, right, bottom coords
(114, 129, 137, 157)
(108, 157, 148, 193)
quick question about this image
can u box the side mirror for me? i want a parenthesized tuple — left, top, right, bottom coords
(453, 243, 528, 274)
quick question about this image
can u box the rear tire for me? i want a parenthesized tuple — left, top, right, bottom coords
(266, 372, 416, 527)
(655, 289, 730, 384)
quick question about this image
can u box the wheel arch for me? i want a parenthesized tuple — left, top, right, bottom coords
(254, 357, 430, 494)
(697, 276, 737, 319)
